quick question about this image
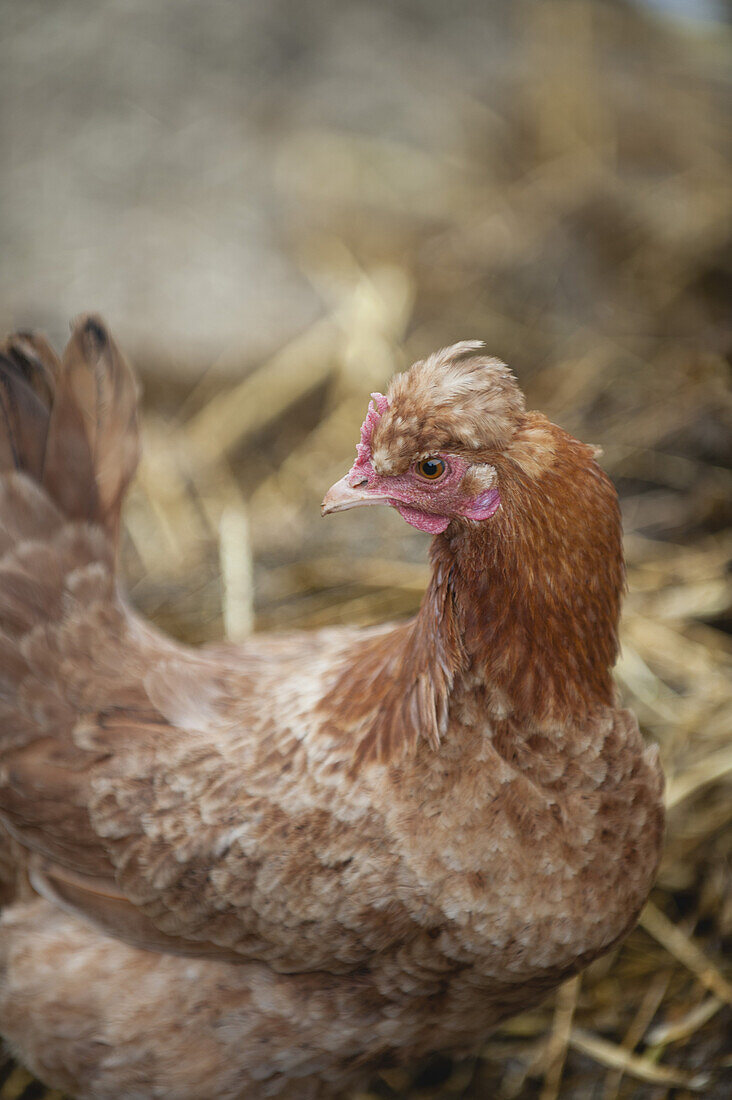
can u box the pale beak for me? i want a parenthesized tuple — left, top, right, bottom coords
(321, 474, 390, 516)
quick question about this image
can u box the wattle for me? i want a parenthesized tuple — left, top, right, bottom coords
(392, 503, 451, 534)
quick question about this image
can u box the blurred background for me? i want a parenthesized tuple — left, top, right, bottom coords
(1, 0, 731, 1097)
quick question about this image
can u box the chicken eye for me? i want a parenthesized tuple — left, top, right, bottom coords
(416, 457, 446, 481)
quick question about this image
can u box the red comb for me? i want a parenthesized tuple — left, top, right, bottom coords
(353, 392, 389, 474)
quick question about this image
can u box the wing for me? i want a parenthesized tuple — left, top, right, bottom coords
(0, 524, 414, 969)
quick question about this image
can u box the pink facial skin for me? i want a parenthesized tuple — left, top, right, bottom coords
(348, 395, 501, 534)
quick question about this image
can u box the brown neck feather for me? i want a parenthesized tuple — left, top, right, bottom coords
(434, 417, 624, 727)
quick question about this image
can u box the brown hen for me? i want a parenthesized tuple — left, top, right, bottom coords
(0, 317, 664, 1099)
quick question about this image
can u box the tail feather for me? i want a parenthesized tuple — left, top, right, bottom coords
(0, 333, 57, 482)
(0, 314, 140, 544)
(0, 315, 138, 906)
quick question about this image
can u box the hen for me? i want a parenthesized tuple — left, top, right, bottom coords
(0, 317, 663, 1099)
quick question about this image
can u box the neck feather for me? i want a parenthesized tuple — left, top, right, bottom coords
(433, 419, 624, 726)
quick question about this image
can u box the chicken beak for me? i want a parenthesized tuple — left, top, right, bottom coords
(321, 474, 389, 516)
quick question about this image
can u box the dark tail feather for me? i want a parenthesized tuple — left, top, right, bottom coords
(0, 315, 140, 545)
(0, 332, 58, 481)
